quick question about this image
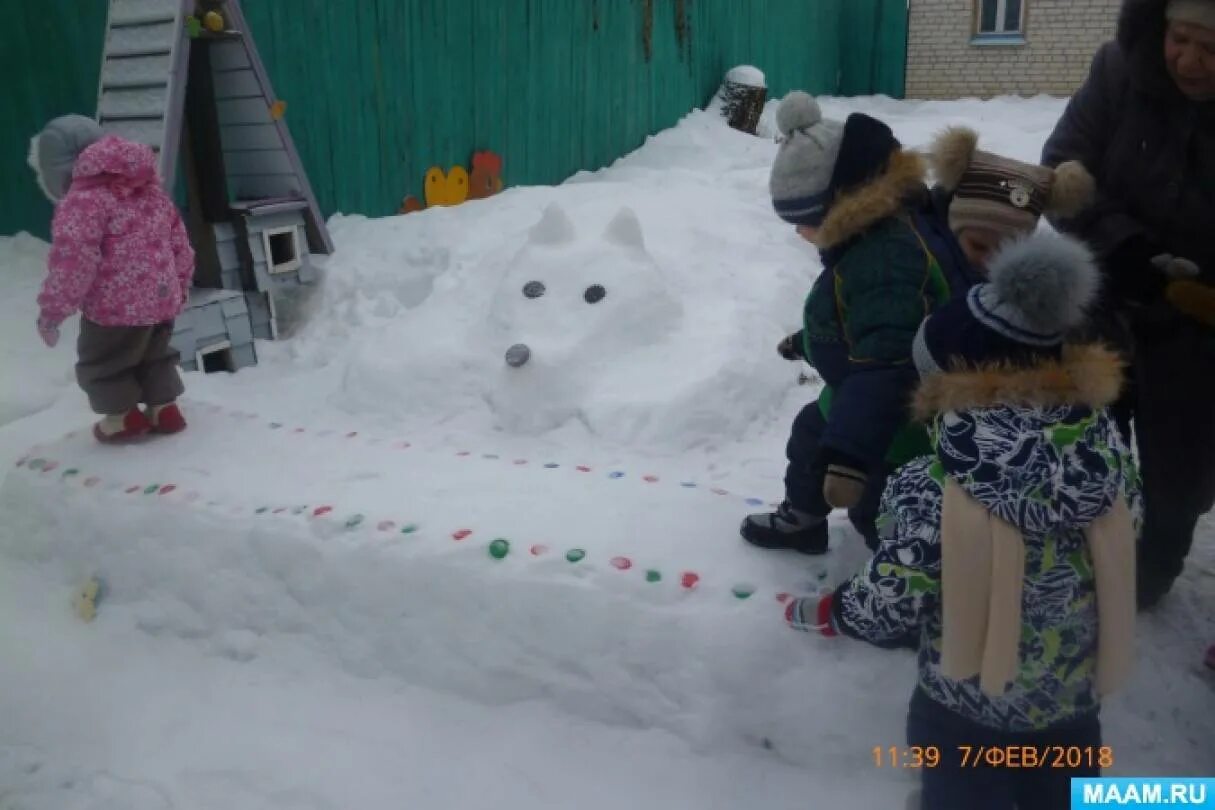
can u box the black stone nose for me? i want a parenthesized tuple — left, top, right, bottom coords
(505, 343, 531, 367)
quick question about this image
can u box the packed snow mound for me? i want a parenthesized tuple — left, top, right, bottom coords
(2, 410, 887, 759)
(341, 198, 799, 448)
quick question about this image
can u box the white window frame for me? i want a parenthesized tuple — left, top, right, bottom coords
(262, 225, 303, 275)
(975, 0, 1026, 37)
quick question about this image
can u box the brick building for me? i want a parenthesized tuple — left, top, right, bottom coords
(906, 0, 1121, 98)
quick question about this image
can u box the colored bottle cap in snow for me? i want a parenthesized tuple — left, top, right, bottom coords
(489, 538, 510, 559)
(609, 471, 625, 479)
(41, 461, 58, 473)
(565, 548, 586, 563)
(680, 481, 697, 488)
(159, 485, 176, 495)
(610, 556, 633, 570)
(576, 466, 591, 473)
(732, 584, 756, 600)
(256, 506, 270, 514)
(62, 468, 79, 478)
(83, 477, 100, 488)
(452, 529, 472, 541)
(270, 422, 282, 429)
(401, 523, 419, 534)
(143, 484, 159, 494)
(530, 544, 549, 556)
(643, 475, 659, 483)
(313, 505, 333, 517)
(544, 463, 559, 469)
(681, 572, 700, 589)
(377, 520, 396, 531)
(745, 498, 764, 506)
(345, 514, 365, 529)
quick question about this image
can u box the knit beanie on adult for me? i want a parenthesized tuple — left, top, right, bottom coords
(27, 114, 104, 203)
(913, 229, 1101, 375)
(930, 127, 1095, 240)
(1167, 0, 1215, 30)
(769, 92, 845, 226)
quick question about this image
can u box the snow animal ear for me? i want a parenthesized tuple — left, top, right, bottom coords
(603, 207, 645, 251)
(529, 203, 577, 245)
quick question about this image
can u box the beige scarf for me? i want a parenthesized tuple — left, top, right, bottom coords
(939, 478, 1136, 697)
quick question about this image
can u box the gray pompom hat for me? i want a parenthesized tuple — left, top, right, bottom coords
(27, 114, 104, 202)
(769, 92, 845, 227)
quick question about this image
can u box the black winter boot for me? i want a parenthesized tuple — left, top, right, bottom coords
(740, 501, 829, 555)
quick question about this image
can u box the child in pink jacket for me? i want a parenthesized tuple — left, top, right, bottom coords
(29, 115, 195, 443)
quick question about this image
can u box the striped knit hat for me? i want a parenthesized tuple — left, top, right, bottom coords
(913, 229, 1101, 376)
(929, 127, 1095, 239)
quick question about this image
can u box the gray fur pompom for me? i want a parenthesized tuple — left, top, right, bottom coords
(776, 91, 822, 136)
(986, 229, 1100, 334)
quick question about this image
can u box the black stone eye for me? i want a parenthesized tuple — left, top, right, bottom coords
(584, 284, 606, 304)
(522, 281, 546, 299)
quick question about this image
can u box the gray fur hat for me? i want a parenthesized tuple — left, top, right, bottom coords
(27, 114, 104, 202)
(913, 229, 1100, 375)
(769, 92, 845, 226)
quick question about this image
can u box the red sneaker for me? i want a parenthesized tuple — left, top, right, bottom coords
(93, 409, 151, 444)
(149, 402, 187, 435)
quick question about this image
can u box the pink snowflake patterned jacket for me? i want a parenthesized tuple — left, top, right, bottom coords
(38, 135, 195, 327)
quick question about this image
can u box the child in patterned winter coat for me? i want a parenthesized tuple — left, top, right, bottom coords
(29, 115, 195, 443)
(786, 229, 1140, 810)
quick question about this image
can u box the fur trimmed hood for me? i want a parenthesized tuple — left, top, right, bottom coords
(913, 344, 1124, 420)
(815, 149, 927, 250)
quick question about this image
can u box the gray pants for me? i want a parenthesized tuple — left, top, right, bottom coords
(76, 319, 184, 415)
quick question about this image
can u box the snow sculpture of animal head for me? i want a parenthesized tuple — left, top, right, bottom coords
(484, 203, 684, 435)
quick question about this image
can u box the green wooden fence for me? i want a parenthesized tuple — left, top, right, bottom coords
(1, 0, 907, 240)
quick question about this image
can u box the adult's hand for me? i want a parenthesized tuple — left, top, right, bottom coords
(1107, 237, 1169, 305)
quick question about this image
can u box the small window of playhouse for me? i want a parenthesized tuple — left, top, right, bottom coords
(262, 226, 302, 275)
(198, 341, 236, 374)
(973, 0, 1026, 44)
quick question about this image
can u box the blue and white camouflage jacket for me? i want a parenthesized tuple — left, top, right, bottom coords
(828, 345, 1141, 732)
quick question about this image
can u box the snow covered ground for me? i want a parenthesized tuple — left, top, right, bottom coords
(0, 94, 1211, 810)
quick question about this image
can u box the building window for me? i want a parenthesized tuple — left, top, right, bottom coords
(974, 0, 1026, 43)
(262, 225, 302, 275)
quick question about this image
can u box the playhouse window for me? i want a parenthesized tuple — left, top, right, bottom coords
(262, 226, 302, 275)
(974, 0, 1026, 43)
(198, 341, 236, 374)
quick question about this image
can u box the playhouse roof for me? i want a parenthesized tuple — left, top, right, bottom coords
(95, 0, 332, 254)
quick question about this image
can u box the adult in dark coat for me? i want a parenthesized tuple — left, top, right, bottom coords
(1042, 0, 1215, 608)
